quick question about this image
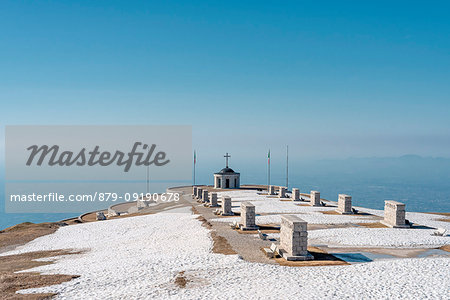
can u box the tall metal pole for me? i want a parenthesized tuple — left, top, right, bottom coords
(146, 165, 149, 194)
(268, 149, 270, 189)
(286, 145, 289, 189)
(193, 150, 196, 186)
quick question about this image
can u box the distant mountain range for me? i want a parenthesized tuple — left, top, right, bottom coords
(297, 155, 450, 183)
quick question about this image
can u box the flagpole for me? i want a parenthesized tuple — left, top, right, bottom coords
(193, 150, 196, 186)
(146, 165, 149, 194)
(268, 149, 270, 189)
(286, 145, 289, 189)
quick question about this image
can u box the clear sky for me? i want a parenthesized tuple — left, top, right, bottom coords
(1, 0, 449, 163)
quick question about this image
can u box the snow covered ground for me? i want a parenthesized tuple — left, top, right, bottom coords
(212, 190, 450, 247)
(3, 212, 450, 299)
(211, 213, 376, 225)
(357, 207, 450, 231)
(215, 191, 450, 230)
(309, 228, 450, 248)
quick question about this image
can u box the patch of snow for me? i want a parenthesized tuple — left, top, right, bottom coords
(6, 213, 449, 299)
(357, 207, 450, 230)
(309, 227, 450, 248)
(211, 213, 376, 225)
(217, 190, 322, 214)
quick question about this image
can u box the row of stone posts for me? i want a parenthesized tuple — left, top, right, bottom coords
(195, 186, 407, 228)
(191, 185, 408, 264)
(192, 186, 221, 208)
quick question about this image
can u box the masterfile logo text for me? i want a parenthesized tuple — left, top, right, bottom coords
(25, 142, 170, 172)
(6, 125, 191, 181)
(4, 125, 191, 213)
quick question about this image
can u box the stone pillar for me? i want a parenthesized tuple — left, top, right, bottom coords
(279, 187, 286, 198)
(192, 186, 197, 196)
(96, 211, 106, 221)
(107, 207, 119, 217)
(240, 202, 257, 230)
(196, 188, 203, 200)
(209, 192, 219, 207)
(202, 190, 209, 203)
(221, 196, 233, 216)
(279, 215, 313, 261)
(268, 185, 275, 195)
(382, 201, 408, 228)
(137, 199, 149, 208)
(292, 188, 300, 201)
(337, 194, 352, 214)
(310, 191, 321, 206)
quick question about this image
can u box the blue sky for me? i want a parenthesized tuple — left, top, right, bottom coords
(1, 0, 449, 163)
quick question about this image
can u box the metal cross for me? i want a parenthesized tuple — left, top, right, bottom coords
(224, 152, 231, 167)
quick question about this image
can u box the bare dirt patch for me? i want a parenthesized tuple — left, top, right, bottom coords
(233, 224, 280, 235)
(437, 218, 450, 223)
(423, 213, 450, 223)
(320, 209, 373, 216)
(210, 231, 237, 255)
(272, 247, 349, 267)
(440, 245, 450, 252)
(0, 250, 81, 299)
(426, 212, 450, 217)
(236, 229, 280, 235)
(0, 223, 63, 253)
(321, 210, 340, 215)
(193, 208, 236, 255)
(196, 216, 212, 229)
(174, 271, 188, 288)
(356, 222, 389, 228)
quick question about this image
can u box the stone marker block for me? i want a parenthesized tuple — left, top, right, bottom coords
(310, 191, 321, 206)
(192, 186, 197, 196)
(196, 188, 203, 200)
(381, 200, 409, 228)
(221, 196, 234, 216)
(279, 187, 287, 198)
(292, 188, 300, 201)
(107, 208, 119, 217)
(337, 194, 353, 214)
(202, 190, 209, 203)
(240, 202, 257, 230)
(268, 185, 275, 195)
(137, 199, 149, 208)
(279, 215, 313, 261)
(96, 212, 106, 221)
(209, 192, 219, 207)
